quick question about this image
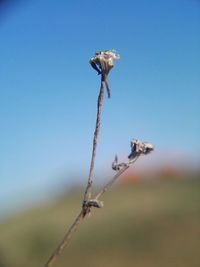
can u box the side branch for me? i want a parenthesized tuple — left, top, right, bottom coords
(94, 157, 139, 200)
(44, 138, 153, 267)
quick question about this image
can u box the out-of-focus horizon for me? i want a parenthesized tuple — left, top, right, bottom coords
(1, 178, 200, 267)
(0, 0, 200, 217)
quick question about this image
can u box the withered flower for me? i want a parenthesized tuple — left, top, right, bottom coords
(128, 139, 154, 160)
(89, 50, 120, 98)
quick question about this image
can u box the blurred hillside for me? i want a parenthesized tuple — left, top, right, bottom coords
(0, 175, 200, 267)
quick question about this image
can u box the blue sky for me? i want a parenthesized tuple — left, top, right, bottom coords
(0, 0, 200, 216)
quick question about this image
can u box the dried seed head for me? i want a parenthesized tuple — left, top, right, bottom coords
(128, 139, 154, 159)
(89, 49, 120, 75)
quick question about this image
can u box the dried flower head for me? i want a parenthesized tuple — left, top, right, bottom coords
(89, 49, 120, 98)
(128, 139, 154, 160)
(112, 139, 154, 171)
(90, 49, 120, 74)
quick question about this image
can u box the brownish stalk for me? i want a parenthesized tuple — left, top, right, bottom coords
(82, 77, 104, 208)
(94, 157, 139, 201)
(44, 158, 139, 267)
(45, 151, 144, 266)
(45, 77, 105, 267)
(44, 211, 83, 267)
(44, 51, 152, 267)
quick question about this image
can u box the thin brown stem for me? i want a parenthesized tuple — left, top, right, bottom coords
(45, 210, 83, 267)
(94, 157, 139, 201)
(83, 77, 104, 204)
(45, 77, 105, 266)
(44, 157, 139, 266)
(44, 51, 130, 266)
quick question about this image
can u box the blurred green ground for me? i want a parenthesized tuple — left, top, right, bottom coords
(0, 176, 200, 267)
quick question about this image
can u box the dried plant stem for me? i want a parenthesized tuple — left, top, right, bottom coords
(44, 90, 142, 267)
(45, 211, 83, 267)
(95, 166, 129, 200)
(44, 159, 138, 267)
(44, 50, 153, 267)
(45, 77, 105, 267)
(83, 78, 104, 204)
(94, 157, 139, 200)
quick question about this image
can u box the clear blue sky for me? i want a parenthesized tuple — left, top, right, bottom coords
(0, 0, 200, 216)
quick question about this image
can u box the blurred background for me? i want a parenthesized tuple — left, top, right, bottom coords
(0, 0, 200, 266)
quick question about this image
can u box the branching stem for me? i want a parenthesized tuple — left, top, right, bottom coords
(45, 76, 105, 267)
(44, 158, 139, 267)
(44, 51, 151, 267)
